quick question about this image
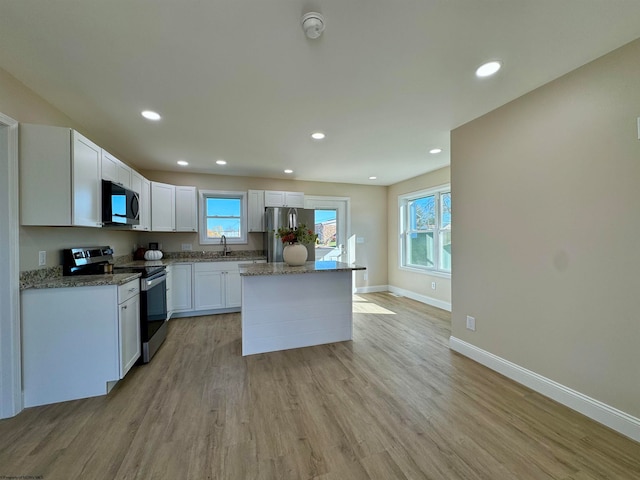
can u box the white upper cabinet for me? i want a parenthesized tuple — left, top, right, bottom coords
(101, 149, 131, 188)
(175, 186, 198, 232)
(151, 181, 176, 231)
(150, 183, 197, 232)
(20, 124, 102, 227)
(248, 189, 265, 232)
(264, 190, 304, 208)
(132, 171, 151, 231)
(72, 132, 103, 227)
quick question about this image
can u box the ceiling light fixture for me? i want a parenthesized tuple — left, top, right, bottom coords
(302, 12, 325, 39)
(216, 159, 226, 165)
(369, 176, 377, 180)
(284, 169, 293, 174)
(141, 110, 161, 121)
(177, 160, 188, 166)
(429, 148, 442, 154)
(475, 61, 502, 78)
(311, 132, 326, 140)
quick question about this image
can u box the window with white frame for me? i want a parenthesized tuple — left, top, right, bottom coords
(199, 190, 247, 244)
(399, 185, 451, 274)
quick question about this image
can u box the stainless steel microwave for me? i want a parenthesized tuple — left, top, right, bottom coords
(101, 180, 140, 226)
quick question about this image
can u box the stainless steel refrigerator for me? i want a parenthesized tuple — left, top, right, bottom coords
(264, 207, 315, 263)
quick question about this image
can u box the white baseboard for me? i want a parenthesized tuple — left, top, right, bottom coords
(449, 336, 640, 443)
(355, 284, 389, 294)
(387, 285, 452, 312)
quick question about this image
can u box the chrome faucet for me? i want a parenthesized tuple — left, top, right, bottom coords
(220, 235, 230, 256)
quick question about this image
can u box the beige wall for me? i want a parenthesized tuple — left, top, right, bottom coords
(387, 166, 451, 305)
(451, 39, 640, 417)
(139, 170, 388, 289)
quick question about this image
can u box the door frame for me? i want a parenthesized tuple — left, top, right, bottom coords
(0, 112, 21, 418)
(304, 196, 351, 262)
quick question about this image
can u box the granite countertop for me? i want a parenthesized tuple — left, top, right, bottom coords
(120, 255, 266, 267)
(19, 250, 267, 290)
(22, 272, 141, 290)
(239, 261, 366, 277)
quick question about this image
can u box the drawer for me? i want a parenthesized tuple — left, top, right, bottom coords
(118, 279, 140, 304)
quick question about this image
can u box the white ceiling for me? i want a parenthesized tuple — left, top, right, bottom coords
(1, 1, 639, 186)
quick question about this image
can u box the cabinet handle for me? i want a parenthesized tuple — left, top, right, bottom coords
(122, 305, 128, 310)
(128, 288, 136, 293)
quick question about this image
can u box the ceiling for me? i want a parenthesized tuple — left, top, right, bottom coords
(1, 1, 639, 186)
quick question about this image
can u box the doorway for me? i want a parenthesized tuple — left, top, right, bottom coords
(305, 196, 350, 263)
(0, 112, 20, 418)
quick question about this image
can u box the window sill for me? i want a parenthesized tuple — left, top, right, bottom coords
(399, 265, 451, 279)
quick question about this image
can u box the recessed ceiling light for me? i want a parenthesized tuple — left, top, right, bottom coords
(177, 160, 189, 166)
(216, 159, 226, 165)
(429, 148, 442, 154)
(284, 169, 294, 174)
(141, 110, 161, 121)
(311, 132, 326, 140)
(475, 61, 502, 78)
(369, 176, 377, 180)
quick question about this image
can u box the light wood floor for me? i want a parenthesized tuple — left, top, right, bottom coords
(1, 293, 639, 479)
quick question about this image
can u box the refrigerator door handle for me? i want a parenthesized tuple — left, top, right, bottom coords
(287, 208, 298, 229)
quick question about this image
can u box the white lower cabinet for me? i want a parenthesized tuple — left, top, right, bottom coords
(225, 269, 242, 308)
(172, 263, 193, 312)
(194, 263, 224, 310)
(194, 262, 243, 311)
(166, 265, 174, 319)
(22, 280, 140, 407)
(118, 280, 141, 378)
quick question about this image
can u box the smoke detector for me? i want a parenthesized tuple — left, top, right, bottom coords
(302, 12, 325, 39)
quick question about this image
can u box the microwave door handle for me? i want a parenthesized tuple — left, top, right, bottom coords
(131, 194, 140, 219)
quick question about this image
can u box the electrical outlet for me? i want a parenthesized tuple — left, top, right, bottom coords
(431, 281, 436, 290)
(181, 243, 193, 251)
(363, 272, 368, 281)
(466, 315, 476, 331)
(38, 251, 46, 266)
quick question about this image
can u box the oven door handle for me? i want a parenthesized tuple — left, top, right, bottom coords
(143, 274, 166, 291)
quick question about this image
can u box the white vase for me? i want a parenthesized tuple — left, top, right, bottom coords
(283, 243, 308, 266)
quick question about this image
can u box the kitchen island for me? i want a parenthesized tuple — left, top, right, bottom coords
(239, 261, 366, 355)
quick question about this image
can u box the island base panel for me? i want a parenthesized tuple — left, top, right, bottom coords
(241, 270, 353, 355)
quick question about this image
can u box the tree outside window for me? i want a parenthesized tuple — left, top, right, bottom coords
(400, 186, 451, 274)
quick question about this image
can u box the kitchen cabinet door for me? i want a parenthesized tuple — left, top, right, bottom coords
(132, 174, 151, 231)
(102, 149, 131, 188)
(72, 131, 102, 227)
(101, 149, 119, 183)
(119, 292, 140, 378)
(264, 190, 305, 208)
(175, 186, 198, 232)
(194, 263, 224, 310)
(151, 181, 176, 231)
(225, 270, 242, 308)
(166, 265, 174, 319)
(248, 190, 265, 232)
(172, 263, 193, 311)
